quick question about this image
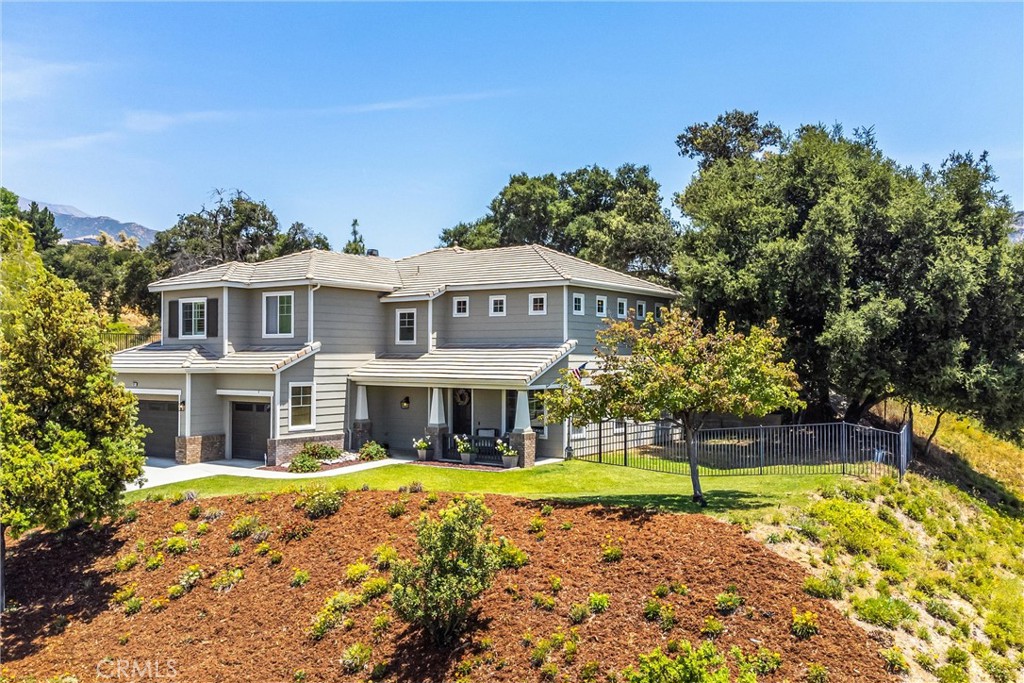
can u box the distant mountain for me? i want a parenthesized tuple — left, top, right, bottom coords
(16, 197, 160, 246)
(1011, 211, 1024, 244)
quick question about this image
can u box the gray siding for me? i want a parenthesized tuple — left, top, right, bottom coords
(365, 385, 430, 454)
(313, 287, 387, 354)
(279, 358, 316, 437)
(472, 389, 503, 435)
(189, 374, 223, 436)
(435, 286, 564, 346)
(567, 286, 670, 355)
(161, 286, 226, 353)
(312, 353, 375, 435)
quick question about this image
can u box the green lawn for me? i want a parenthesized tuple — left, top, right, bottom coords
(126, 459, 839, 514)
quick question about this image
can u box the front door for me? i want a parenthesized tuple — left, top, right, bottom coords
(232, 402, 271, 460)
(452, 388, 473, 436)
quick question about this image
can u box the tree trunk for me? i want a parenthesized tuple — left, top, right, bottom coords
(923, 411, 945, 459)
(683, 418, 706, 507)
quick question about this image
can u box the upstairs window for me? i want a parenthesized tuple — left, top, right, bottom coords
(636, 301, 647, 319)
(489, 295, 506, 317)
(595, 296, 607, 317)
(452, 296, 469, 317)
(289, 383, 314, 430)
(180, 298, 207, 339)
(617, 298, 628, 319)
(396, 308, 416, 344)
(263, 292, 294, 338)
(529, 293, 547, 315)
(572, 293, 585, 315)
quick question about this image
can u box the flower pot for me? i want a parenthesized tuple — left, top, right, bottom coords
(417, 449, 428, 461)
(460, 452, 475, 465)
(502, 455, 518, 469)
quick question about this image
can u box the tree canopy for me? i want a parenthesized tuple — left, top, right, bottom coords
(544, 309, 803, 504)
(438, 164, 679, 279)
(674, 116, 1024, 434)
(0, 187, 62, 250)
(343, 219, 366, 255)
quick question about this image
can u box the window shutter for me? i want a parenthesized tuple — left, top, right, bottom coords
(167, 300, 179, 338)
(207, 298, 219, 338)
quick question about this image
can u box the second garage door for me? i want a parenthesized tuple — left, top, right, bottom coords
(232, 402, 271, 460)
(139, 400, 178, 459)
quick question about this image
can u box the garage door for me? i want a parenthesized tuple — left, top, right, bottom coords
(139, 400, 178, 459)
(232, 402, 271, 460)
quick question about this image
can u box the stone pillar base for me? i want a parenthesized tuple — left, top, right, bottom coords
(509, 430, 536, 468)
(351, 420, 373, 452)
(267, 432, 346, 467)
(175, 434, 225, 464)
(425, 425, 449, 460)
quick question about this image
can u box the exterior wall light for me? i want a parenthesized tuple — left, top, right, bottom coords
(400, 396, 410, 410)
(178, 400, 187, 412)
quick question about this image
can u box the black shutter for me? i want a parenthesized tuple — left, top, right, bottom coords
(167, 300, 179, 338)
(207, 298, 219, 338)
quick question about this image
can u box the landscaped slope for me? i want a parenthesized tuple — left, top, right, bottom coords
(3, 490, 895, 683)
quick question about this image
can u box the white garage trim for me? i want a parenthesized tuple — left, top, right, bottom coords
(127, 388, 181, 398)
(215, 389, 274, 398)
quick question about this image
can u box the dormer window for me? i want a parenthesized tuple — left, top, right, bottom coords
(180, 298, 207, 339)
(263, 292, 294, 338)
(453, 296, 469, 317)
(595, 296, 607, 317)
(529, 293, 547, 316)
(572, 293, 585, 315)
(489, 295, 506, 317)
(617, 298, 628, 319)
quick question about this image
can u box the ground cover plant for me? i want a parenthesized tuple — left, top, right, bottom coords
(2, 489, 894, 682)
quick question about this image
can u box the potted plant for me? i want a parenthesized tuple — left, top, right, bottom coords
(496, 438, 519, 469)
(412, 436, 430, 461)
(454, 435, 476, 465)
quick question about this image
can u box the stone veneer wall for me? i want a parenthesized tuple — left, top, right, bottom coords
(266, 431, 346, 467)
(509, 430, 536, 468)
(175, 434, 225, 464)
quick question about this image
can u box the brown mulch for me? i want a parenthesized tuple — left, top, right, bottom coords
(1, 492, 895, 683)
(258, 459, 364, 473)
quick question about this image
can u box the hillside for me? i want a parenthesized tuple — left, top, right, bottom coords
(16, 196, 160, 246)
(2, 491, 894, 683)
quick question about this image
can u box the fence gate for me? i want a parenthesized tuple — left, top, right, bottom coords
(568, 420, 912, 479)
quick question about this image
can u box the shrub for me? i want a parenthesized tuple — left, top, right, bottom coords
(391, 495, 499, 645)
(361, 577, 390, 601)
(112, 583, 137, 604)
(300, 442, 342, 461)
(533, 593, 556, 611)
(290, 568, 310, 588)
(701, 616, 725, 638)
(560, 522, 573, 531)
(145, 552, 164, 571)
(642, 599, 662, 621)
(123, 596, 143, 616)
(196, 522, 211, 536)
(288, 453, 321, 473)
(659, 603, 677, 631)
(268, 550, 283, 565)
(346, 560, 371, 583)
(371, 612, 392, 639)
(945, 646, 969, 667)
(228, 514, 261, 539)
(540, 504, 554, 517)
(935, 664, 969, 683)
(386, 500, 407, 518)
(407, 481, 424, 493)
(167, 584, 186, 599)
(373, 543, 399, 570)
(528, 516, 546, 534)
(881, 646, 910, 674)
(539, 663, 558, 680)
(854, 595, 916, 629)
(170, 491, 186, 505)
(804, 572, 844, 600)
(211, 568, 244, 592)
(149, 597, 169, 612)
(121, 508, 139, 523)
(588, 593, 610, 614)
(178, 564, 203, 591)
(255, 541, 272, 556)
(791, 608, 820, 639)
(309, 591, 363, 639)
(806, 663, 829, 683)
(750, 648, 782, 674)
(202, 508, 224, 521)
(114, 553, 138, 572)
(495, 537, 529, 569)
(714, 590, 744, 614)
(359, 441, 388, 461)
(669, 580, 688, 595)
(228, 543, 242, 557)
(339, 642, 372, 674)
(621, 642, 731, 681)
(926, 599, 962, 626)
(653, 584, 670, 598)
(171, 522, 188, 534)
(601, 538, 623, 562)
(281, 521, 315, 542)
(549, 575, 563, 593)
(568, 603, 590, 624)
(165, 537, 188, 555)
(188, 505, 202, 520)
(297, 485, 344, 520)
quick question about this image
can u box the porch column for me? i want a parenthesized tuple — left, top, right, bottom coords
(509, 389, 537, 468)
(351, 383, 372, 451)
(425, 387, 448, 460)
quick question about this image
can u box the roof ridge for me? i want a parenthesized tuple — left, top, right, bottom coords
(305, 249, 319, 280)
(531, 243, 570, 280)
(535, 244, 678, 295)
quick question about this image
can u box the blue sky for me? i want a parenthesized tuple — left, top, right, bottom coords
(3, 3, 1022, 256)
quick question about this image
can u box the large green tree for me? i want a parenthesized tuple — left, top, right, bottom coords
(674, 115, 1024, 434)
(0, 188, 62, 250)
(439, 164, 679, 279)
(544, 309, 803, 505)
(44, 235, 160, 318)
(1, 217, 147, 608)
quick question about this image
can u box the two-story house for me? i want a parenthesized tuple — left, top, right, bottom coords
(112, 244, 678, 467)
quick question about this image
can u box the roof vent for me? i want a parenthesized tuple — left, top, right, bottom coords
(366, 248, 379, 257)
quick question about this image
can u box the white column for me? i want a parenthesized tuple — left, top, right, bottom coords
(513, 389, 533, 433)
(428, 387, 446, 427)
(355, 384, 369, 421)
(222, 286, 230, 356)
(183, 372, 192, 437)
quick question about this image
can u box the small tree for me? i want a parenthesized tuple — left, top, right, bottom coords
(391, 495, 498, 644)
(545, 309, 803, 505)
(343, 219, 366, 255)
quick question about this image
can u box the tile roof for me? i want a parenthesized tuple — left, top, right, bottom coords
(112, 342, 320, 374)
(347, 340, 576, 388)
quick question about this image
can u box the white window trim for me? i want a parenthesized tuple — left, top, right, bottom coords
(179, 297, 208, 340)
(395, 308, 417, 345)
(262, 290, 295, 339)
(287, 381, 315, 431)
(595, 295, 607, 318)
(528, 292, 547, 316)
(617, 297, 628, 319)
(489, 295, 507, 317)
(656, 305, 665, 320)
(612, 418, 626, 435)
(452, 296, 469, 318)
(572, 292, 585, 316)
(636, 301, 647, 318)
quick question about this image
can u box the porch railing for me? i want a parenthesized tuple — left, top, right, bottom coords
(440, 433, 502, 465)
(101, 331, 159, 352)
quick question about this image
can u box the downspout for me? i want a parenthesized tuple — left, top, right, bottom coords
(308, 283, 321, 344)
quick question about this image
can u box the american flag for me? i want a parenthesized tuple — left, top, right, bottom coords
(570, 362, 587, 381)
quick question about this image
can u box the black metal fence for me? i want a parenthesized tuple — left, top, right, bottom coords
(101, 332, 158, 352)
(569, 420, 911, 478)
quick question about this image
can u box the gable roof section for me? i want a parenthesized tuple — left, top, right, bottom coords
(149, 250, 402, 292)
(112, 342, 320, 374)
(348, 340, 576, 388)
